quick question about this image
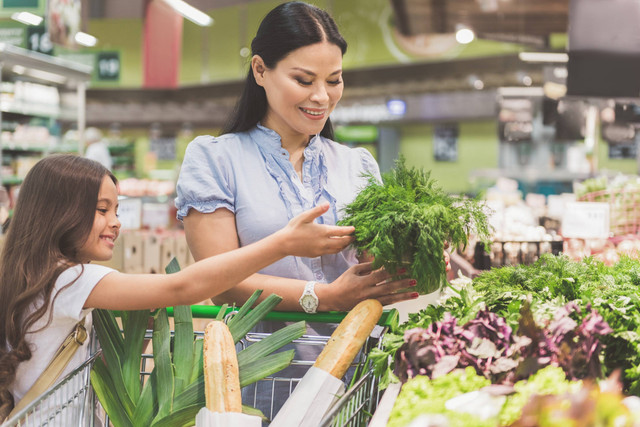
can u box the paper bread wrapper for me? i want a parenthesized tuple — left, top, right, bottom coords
(195, 408, 261, 427)
(270, 366, 346, 427)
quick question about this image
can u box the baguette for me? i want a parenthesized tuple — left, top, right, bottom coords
(203, 321, 242, 413)
(313, 299, 383, 379)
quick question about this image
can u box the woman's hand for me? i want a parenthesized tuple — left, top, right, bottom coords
(317, 262, 418, 312)
(277, 203, 355, 258)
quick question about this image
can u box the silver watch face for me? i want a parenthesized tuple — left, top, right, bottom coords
(301, 294, 317, 311)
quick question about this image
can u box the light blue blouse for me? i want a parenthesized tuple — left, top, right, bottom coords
(175, 124, 381, 284)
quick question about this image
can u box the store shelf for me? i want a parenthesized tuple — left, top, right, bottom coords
(1, 101, 61, 119)
(470, 168, 591, 183)
(2, 143, 76, 152)
(0, 44, 92, 193)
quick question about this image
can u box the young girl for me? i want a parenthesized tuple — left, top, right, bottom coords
(0, 154, 355, 413)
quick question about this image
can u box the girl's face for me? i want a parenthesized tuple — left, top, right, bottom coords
(254, 41, 344, 142)
(77, 175, 121, 263)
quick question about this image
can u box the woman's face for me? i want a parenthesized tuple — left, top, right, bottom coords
(77, 175, 121, 263)
(254, 41, 344, 142)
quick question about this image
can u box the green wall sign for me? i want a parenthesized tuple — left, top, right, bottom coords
(335, 125, 379, 143)
(56, 50, 120, 84)
(96, 51, 120, 81)
(0, 25, 24, 46)
(3, 0, 39, 7)
(26, 25, 53, 54)
(0, 0, 44, 17)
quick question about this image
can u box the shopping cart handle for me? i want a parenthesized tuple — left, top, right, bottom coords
(165, 305, 399, 329)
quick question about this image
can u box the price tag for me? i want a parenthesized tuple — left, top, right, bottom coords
(561, 202, 610, 239)
(118, 197, 142, 230)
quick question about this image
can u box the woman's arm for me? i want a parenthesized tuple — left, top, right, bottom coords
(183, 208, 419, 312)
(84, 204, 354, 310)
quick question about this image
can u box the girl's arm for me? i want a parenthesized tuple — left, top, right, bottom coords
(84, 204, 354, 310)
(183, 208, 418, 312)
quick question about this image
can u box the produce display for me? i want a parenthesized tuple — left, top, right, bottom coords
(388, 365, 640, 427)
(339, 158, 491, 294)
(575, 174, 640, 237)
(371, 253, 640, 425)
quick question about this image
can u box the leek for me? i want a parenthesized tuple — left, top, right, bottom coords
(91, 257, 305, 427)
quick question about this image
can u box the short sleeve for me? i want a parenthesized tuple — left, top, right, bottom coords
(356, 147, 382, 184)
(54, 264, 116, 321)
(175, 135, 236, 221)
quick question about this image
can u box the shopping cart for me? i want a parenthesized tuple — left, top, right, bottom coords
(3, 340, 103, 427)
(4, 305, 398, 427)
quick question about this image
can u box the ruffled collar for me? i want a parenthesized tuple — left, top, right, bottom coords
(250, 124, 321, 161)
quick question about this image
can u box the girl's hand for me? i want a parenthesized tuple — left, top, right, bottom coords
(278, 203, 355, 258)
(318, 262, 418, 312)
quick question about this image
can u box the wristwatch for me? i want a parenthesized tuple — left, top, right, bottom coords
(299, 281, 319, 314)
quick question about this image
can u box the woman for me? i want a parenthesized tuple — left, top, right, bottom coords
(175, 1, 418, 313)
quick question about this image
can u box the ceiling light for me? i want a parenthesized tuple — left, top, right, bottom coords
(498, 87, 545, 97)
(553, 67, 568, 79)
(12, 65, 26, 75)
(75, 32, 98, 47)
(455, 28, 475, 44)
(163, 0, 213, 27)
(518, 52, 568, 63)
(11, 11, 43, 26)
(24, 69, 66, 84)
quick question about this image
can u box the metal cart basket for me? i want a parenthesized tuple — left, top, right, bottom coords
(4, 305, 398, 427)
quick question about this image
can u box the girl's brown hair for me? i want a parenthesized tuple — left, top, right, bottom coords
(0, 154, 116, 409)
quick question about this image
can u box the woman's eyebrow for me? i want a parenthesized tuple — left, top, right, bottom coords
(292, 67, 342, 76)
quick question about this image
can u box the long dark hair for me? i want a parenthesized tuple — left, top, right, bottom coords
(0, 154, 116, 409)
(223, 1, 347, 139)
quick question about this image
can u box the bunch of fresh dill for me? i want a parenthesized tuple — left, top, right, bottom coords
(339, 157, 491, 295)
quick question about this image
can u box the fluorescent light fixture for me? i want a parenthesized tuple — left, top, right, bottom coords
(25, 69, 66, 84)
(498, 86, 545, 97)
(387, 99, 406, 115)
(12, 65, 26, 75)
(455, 28, 475, 44)
(11, 11, 43, 26)
(75, 31, 98, 47)
(163, 0, 213, 27)
(473, 79, 484, 90)
(518, 52, 569, 63)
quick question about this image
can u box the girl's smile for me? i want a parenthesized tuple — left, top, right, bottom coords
(77, 175, 121, 263)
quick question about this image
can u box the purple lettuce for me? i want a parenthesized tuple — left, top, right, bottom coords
(394, 302, 613, 385)
(517, 302, 613, 380)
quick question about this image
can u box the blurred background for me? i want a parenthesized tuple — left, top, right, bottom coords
(1, 0, 640, 274)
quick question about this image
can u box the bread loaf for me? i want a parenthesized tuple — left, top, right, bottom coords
(313, 299, 383, 379)
(203, 321, 242, 413)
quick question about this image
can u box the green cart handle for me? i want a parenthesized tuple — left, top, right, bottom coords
(166, 305, 399, 330)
